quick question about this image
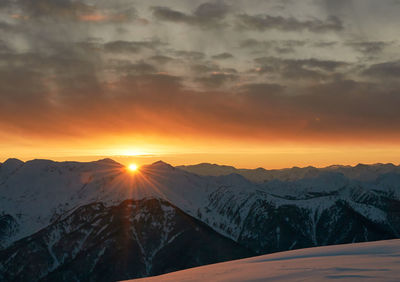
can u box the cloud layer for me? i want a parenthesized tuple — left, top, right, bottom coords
(1, 0, 400, 155)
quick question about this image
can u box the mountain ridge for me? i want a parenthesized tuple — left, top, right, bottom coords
(178, 161, 400, 182)
(1, 158, 400, 281)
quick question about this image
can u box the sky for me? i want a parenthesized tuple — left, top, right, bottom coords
(1, 0, 400, 168)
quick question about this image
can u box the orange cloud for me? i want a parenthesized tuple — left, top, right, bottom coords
(79, 12, 108, 22)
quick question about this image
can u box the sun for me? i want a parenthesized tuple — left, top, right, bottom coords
(127, 163, 139, 172)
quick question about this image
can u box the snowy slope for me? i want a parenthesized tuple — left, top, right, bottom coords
(0, 159, 222, 246)
(128, 239, 400, 282)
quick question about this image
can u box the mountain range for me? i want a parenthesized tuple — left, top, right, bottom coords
(0, 158, 399, 281)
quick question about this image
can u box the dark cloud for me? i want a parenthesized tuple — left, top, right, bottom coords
(152, 6, 191, 23)
(240, 39, 307, 54)
(108, 60, 158, 75)
(236, 14, 343, 33)
(212, 52, 234, 60)
(0, 35, 105, 134)
(240, 39, 273, 49)
(194, 1, 229, 19)
(274, 40, 307, 54)
(0, 21, 22, 34)
(5, 0, 137, 23)
(196, 73, 238, 87)
(221, 67, 238, 74)
(0, 40, 11, 53)
(293, 79, 400, 135)
(362, 60, 400, 79)
(148, 55, 175, 64)
(253, 57, 348, 80)
(191, 63, 220, 74)
(321, 0, 352, 12)
(15, 0, 92, 20)
(346, 41, 390, 56)
(172, 50, 205, 60)
(152, 1, 229, 27)
(0, 0, 14, 10)
(313, 41, 338, 48)
(190, 62, 237, 75)
(104, 40, 163, 53)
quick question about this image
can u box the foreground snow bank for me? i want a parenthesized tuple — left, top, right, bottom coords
(126, 239, 400, 282)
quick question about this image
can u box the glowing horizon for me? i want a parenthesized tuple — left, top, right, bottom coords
(2, 143, 400, 170)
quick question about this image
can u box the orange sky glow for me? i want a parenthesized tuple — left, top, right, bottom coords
(1, 130, 400, 169)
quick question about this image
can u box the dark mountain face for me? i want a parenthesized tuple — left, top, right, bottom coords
(0, 199, 253, 282)
(203, 186, 400, 255)
(0, 215, 18, 249)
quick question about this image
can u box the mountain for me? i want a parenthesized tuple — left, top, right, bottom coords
(0, 199, 252, 282)
(126, 239, 400, 282)
(177, 162, 400, 182)
(0, 158, 208, 246)
(0, 158, 400, 281)
(198, 172, 400, 254)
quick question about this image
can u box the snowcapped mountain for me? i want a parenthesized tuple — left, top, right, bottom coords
(0, 158, 400, 281)
(0, 199, 251, 282)
(0, 158, 217, 247)
(127, 239, 400, 282)
(178, 162, 400, 182)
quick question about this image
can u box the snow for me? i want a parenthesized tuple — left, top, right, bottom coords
(179, 162, 400, 183)
(0, 159, 222, 246)
(1, 158, 399, 249)
(126, 239, 400, 282)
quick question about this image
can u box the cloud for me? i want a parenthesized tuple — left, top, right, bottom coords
(1, 0, 400, 148)
(196, 73, 238, 87)
(190, 62, 238, 76)
(149, 55, 174, 64)
(312, 41, 338, 48)
(108, 60, 158, 75)
(0, 0, 13, 9)
(362, 60, 400, 79)
(152, 1, 230, 27)
(321, 0, 353, 15)
(152, 6, 192, 23)
(6, 0, 137, 23)
(191, 63, 220, 73)
(0, 21, 22, 34)
(253, 57, 348, 80)
(346, 41, 391, 56)
(0, 40, 11, 53)
(1, 45, 400, 144)
(236, 14, 343, 32)
(212, 52, 234, 60)
(172, 50, 205, 60)
(103, 40, 163, 53)
(240, 39, 307, 54)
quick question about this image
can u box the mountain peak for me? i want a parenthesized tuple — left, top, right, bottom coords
(150, 160, 175, 169)
(3, 158, 24, 165)
(1, 158, 24, 168)
(0, 158, 24, 175)
(95, 158, 121, 165)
